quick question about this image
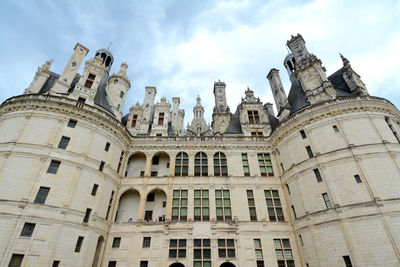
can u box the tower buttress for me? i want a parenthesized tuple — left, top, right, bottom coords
(212, 80, 231, 134)
(170, 97, 184, 135)
(138, 86, 157, 134)
(107, 63, 131, 119)
(267, 68, 290, 120)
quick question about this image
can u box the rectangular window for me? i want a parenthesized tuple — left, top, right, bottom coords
(99, 161, 105, 171)
(131, 114, 138, 127)
(333, 125, 339, 132)
(258, 153, 274, 176)
(169, 239, 186, 259)
(75, 236, 84, 252)
(172, 190, 188, 221)
(120, 91, 124, 99)
(143, 237, 151, 248)
(47, 160, 60, 174)
(274, 239, 294, 267)
(248, 110, 260, 124)
(91, 184, 99, 196)
(299, 235, 304, 246)
(140, 171, 145, 177)
(343, 255, 353, 267)
(354, 174, 362, 183)
(314, 169, 323, 182)
(117, 151, 124, 173)
(215, 189, 232, 221)
(247, 190, 257, 221)
(242, 153, 250, 176)
(322, 193, 332, 209)
(147, 193, 155, 202)
(265, 189, 284, 221)
(194, 239, 211, 267)
(117, 104, 121, 111)
(58, 136, 70, 149)
(194, 189, 209, 221)
(306, 146, 314, 158)
(150, 171, 158, 177)
(34, 187, 50, 204)
(385, 117, 400, 143)
(254, 239, 264, 266)
(83, 208, 91, 223)
(158, 112, 164, 125)
(291, 205, 297, 219)
(20, 222, 35, 237)
(112, 237, 121, 248)
(77, 97, 86, 103)
(251, 131, 263, 137)
(105, 191, 115, 220)
(144, 210, 153, 221)
(108, 261, 116, 267)
(105, 142, 111, 151)
(152, 156, 159, 165)
(8, 254, 24, 267)
(52, 261, 60, 267)
(84, 73, 96, 89)
(300, 129, 307, 139)
(67, 119, 77, 128)
(140, 261, 148, 267)
(218, 239, 235, 258)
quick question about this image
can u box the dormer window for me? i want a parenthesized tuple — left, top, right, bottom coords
(84, 73, 96, 89)
(158, 112, 164, 125)
(114, 79, 118, 84)
(131, 115, 138, 127)
(248, 110, 260, 124)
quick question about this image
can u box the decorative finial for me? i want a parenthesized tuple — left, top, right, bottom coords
(340, 53, 349, 66)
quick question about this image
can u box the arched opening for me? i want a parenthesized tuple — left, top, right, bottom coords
(194, 152, 208, 176)
(169, 263, 185, 267)
(150, 152, 170, 177)
(105, 56, 112, 67)
(175, 152, 188, 176)
(126, 152, 146, 177)
(92, 236, 105, 267)
(115, 189, 140, 223)
(144, 189, 166, 222)
(220, 263, 236, 267)
(214, 152, 228, 176)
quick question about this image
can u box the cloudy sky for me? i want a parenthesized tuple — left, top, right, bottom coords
(1, 0, 399, 124)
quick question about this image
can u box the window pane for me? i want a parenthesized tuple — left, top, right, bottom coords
(169, 250, 177, 258)
(194, 199, 201, 206)
(254, 239, 261, 248)
(194, 262, 201, 267)
(224, 199, 231, 206)
(227, 239, 234, 247)
(202, 199, 209, 206)
(194, 249, 202, 259)
(218, 249, 226, 258)
(228, 249, 235, 257)
(203, 208, 209, 215)
(215, 190, 222, 197)
(225, 208, 231, 216)
(275, 250, 283, 259)
(179, 239, 186, 247)
(218, 239, 225, 247)
(181, 208, 187, 216)
(204, 248, 211, 259)
(266, 199, 273, 206)
(173, 190, 180, 197)
(272, 190, 279, 198)
(216, 199, 223, 206)
(264, 190, 271, 197)
(216, 208, 223, 216)
(194, 239, 201, 247)
(282, 239, 290, 248)
(194, 208, 201, 216)
(248, 199, 255, 206)
(172, 208, 179, 216)
(181, 190, 188, 197)
(255, 250, 263, 259)
(202, 190, 209, 197)
(273, 239, 282, 248)
(173, 199, 179, 206)
(178, 249, 186, 258)
(284, 249, 293, 259)
(194, 190, 201, 197)
(203, 239, 210, 247)
(181, 199, 187, 206)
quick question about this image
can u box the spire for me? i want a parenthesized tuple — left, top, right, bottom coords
(340, 53, 350, 66)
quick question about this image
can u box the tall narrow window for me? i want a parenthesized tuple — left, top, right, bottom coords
(119, 91, 124, 98)
(322, 193, 332, 209)
(8, 254, 24, 267)
(247, 190, 257, 221)
(158, 112, 164, 125)
(47, 160, 60, 174)
(75, 236, 84, 252)
(354, 174, 362, 183)
(254, 239, 264, 267)
(131, 114, 138, 127)
(117, 151, 124, 174)
(299, 235, 304, 246)
(106, 190, 115, 220)
(91, 184, 99, 196)
(285, 184, 291, 195)
(343, 255, 353, 267)
(99, 161, 105, 171)
(314, 169, 323, 182)
(215, 189, 232, 221)
(67, 119, 77, 128)
(300, 129, 307, 139)
(194, 239, 211, 267)
(34, 187, 50, 204)
(333, 125, 339, 132)
(112, 237, 121, 248)
(20, 223, 36, 237)
(305, 146, 314, 158)
(195, 152, 208, 176)
(385, 117, 400, 143)
(265, 189, 284, 221)
(105, 142, 111, 151)
(214, 152, 228, 176)
(52, 261, 60, 267)
(194, 189, 209, 221)
(291, 205, 297, 219)
(169, 239, 186, 259)
(58, 136, 70, 149)
(242, 153, 250, 176)
(83, 208, 91, 223)
(258, 153, 274, 176)
(175, 152, 188, 176)
(273, 239, 294, 267)
(248, 110, 260, 123)
(218, 239, 235, 258)
(172, 190, 188, 221)
(84, 73, 96, 89)
(142, 237, 151, 248)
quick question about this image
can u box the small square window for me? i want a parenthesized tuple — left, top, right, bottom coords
(91, 184, 99, 196)
(20, 222, 35, 237)
(143, 237, 151, 248)
(34, 187, 50, 204)
(71, 61, 77, 67)
(140, 171, 145, 177)
(58, 136, 70, 149)
(47, 160, 61, 174)
(105, 142, 111, 151)
(147, 193, 155, 201)
(112, 237, 121, 248)
(152, 156, 160, 165)
(99, 161, 105, 171)
(354, 174, 362, 183)
(333, 125, 339, 132)
(150, 171, 157, 177)
(67, 119, 77, 128)
(140, 261, 148, 267)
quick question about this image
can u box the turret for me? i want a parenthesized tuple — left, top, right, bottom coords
(267, 68, 290, 121)
(151, 97, 171, 136)
(138, 86, 157, 134)
(340, 54, 369, 96)
(187, 95, 211, 136)
(212, 80, 231, 134)
(287, 34, 336, 104)
(24, 59, 54, 94)
(107, 63, 131, 120)
(170, 97, 185, 135)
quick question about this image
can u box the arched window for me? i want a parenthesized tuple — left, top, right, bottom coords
(175, 152, 188, 176)
(195, 152, 208, 176)
(214, 152, 227, 176)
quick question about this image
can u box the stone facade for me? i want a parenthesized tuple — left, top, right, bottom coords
(1, 35, 399, 267)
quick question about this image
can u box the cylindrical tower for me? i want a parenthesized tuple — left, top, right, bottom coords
(0, 94, 129, 266)
(271, 96, 400, 266)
